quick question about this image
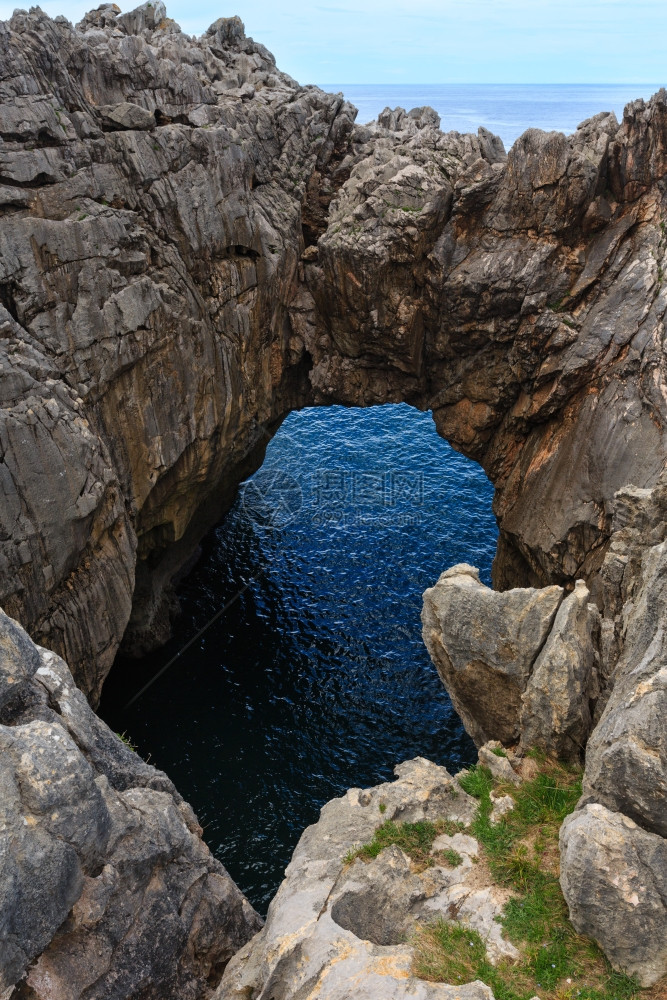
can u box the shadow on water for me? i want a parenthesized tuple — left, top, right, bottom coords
(100, 404, 498, 913)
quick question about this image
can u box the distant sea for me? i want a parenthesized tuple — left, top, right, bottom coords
(318, 83, 663, 149)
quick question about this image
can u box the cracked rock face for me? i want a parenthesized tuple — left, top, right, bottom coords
(1, 1, 666, 991)
(1, 2, 666, 704)
(560, 804, 667, 987)
(421, 565, 600, 758)
(0, 609, 262, 999)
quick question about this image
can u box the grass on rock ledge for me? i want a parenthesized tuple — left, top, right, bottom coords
(345, 753, 655, 1000)
(343, 817, 465, 871)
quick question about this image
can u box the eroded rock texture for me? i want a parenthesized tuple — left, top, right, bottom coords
(557, 473, 667, 986)
(560, 804, 667, 987)
(1, 2, 666, 704)
(1, 1, 667, 991)
(422, 568, 601, 759)
(0, 608, 262, 999)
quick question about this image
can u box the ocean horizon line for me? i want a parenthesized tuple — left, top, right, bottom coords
(319, 81, 663, 88)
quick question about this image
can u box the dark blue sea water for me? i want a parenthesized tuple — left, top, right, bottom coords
(320, 83, 662, 149)
(101, 405, 496, 911)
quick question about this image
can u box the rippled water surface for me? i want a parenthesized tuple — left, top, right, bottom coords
(101, 404, 497, 912)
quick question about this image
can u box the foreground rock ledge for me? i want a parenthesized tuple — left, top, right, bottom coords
(0, 609, 262, 999)
(1, 2, 666, 701)
(216, 758, 495, 1000)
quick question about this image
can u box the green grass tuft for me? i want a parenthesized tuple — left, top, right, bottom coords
(116, 731, 137, 752)
(441, 848, 463, 867)
(414, 758, 643, 1000)
(458, 764, 494, 802)
(344, 818, 465, 870)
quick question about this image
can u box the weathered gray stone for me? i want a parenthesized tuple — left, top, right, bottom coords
(423, 572, 602, 760)
(98, 102, 156, 130)
(520, 580, 601, 759)
(554, 476, 667, 988)
(489, 791, 515, 825)
(560, 803, 667, 986)
(0, 611, 261, 999)
(0, 2, 666, 990)
(431, 832, 479, 858)
(1, 3, 667, 706)
(421, 564, 563, 745)
(0, 608, 40, 711)
(583, 537, 667, 838)
(477, 742, 523, 785)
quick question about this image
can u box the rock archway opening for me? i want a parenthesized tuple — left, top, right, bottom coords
(99, 401, 498, 913)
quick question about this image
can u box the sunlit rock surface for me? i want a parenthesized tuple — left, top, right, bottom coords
(216, 758, 499, 1000)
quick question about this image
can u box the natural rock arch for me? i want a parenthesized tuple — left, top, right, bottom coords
(1, 4, 665, 705)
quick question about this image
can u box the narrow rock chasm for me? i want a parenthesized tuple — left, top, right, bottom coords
(99, 403, 496, 913)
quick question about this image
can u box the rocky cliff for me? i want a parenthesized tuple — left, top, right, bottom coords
(423, 472, 667, 986)
(1, 2, 666, 996)
(0, 608, 262, 999)
(1, 2, 665, 703)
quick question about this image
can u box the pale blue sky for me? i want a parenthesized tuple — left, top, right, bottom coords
(3, 0, 666, 85)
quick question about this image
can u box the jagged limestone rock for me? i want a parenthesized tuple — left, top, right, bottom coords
(422, 568, 601, 759)
(519, 579, 601, 760)
(0, 2, 666, 991)
(1, 2, 667, 701)
(216, 758, 508, 1000)
(583, 537, 667, 838)
(0, 609, 262, 998)
(556, 477, 667, 989)
(477, 742, 523, 785)
(421, 564, 563, 746)
(98, 102, 156, 130)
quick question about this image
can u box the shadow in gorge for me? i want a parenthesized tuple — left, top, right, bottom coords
(100, 403, 498, 913)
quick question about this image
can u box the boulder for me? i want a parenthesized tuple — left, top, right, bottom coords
(560, 803, 667, 986)
(423, 569, 602, 759)
(0, 610, 261, 998)
(477, 742, 522, 785)
(421, 564, 563, 745)
(0, 608, 40, 711)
